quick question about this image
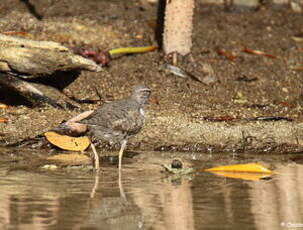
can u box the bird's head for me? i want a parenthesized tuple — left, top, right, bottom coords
(131, 85, 151, 105)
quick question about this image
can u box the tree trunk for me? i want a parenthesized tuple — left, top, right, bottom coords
(163, 0, 195, 56)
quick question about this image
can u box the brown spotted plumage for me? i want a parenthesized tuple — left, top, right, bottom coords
(80, 85, 151, 172)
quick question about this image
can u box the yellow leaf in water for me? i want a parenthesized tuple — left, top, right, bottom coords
(45, 131, 90, 151)
(205, 163, 272, 174)
(209, 171, 272, 181)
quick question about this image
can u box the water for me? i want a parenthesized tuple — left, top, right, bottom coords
(0, 150, 302, 230)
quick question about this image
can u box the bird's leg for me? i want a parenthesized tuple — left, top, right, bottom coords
(118, 139, 127, 200)
(118, 140, 127, 173)
(118, 170, 126, 200)
(90, 172, 99, 198)
(90, 143, 100, 172)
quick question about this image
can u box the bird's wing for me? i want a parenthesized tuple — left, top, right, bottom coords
(80, 99, 143, 135)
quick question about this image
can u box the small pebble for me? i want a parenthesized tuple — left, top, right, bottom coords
(171, 159, 183, 169)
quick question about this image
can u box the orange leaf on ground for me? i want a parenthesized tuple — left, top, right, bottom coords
(0, 118, 8, 123)
(205, 163, 272, 174)
(0, 104, 9, 109)
(209, 171, 272, 181)
(2, 31, 29, 36)
(45, 131, 90, 151)
(289, 66, 303, 71)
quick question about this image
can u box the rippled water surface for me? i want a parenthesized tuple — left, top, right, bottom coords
(0, 149, 302, 230)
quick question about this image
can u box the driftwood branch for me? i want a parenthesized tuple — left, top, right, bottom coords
(0, 34, 101, 108)
(0, 34, 101, 76)
(0, 72, 80, 108)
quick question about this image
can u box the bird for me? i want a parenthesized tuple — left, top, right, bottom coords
(79, 85, 151, 172)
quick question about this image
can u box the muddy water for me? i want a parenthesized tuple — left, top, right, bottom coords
(0, 150, 302, 230)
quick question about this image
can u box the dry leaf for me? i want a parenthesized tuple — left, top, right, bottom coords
(205, 163, 272, 174)
(292, 36, 303, 42)
(47, 153, 91, 165)
(2, 31, 29, 36)
(0, 118, 8, 123)
(289, 66, 303, 71)
(209, 171, 272, 181)
(45, 131, 90, 151)
(0, 104, 8, 109)
(242, 48, 276, 58)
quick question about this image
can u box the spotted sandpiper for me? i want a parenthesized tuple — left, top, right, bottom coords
(80, 85, 151, 172)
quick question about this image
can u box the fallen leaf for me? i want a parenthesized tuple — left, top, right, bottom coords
(291, 35, 303, 42)
(216, 48, 238, 61)
(204, 116, 239, 122)
(0, 104, 8, 109)
(109, 46, 157, 56)
(232, 91, 248, 104)
(289, 66, 303, 71)
(45, 131, 90, 151)
(242, 48, 276, 58)
(252, 116, 293, 122)
(2, 31, 29, 36)
(205, 163, 272, 174)
(0, 118, 8, 123)
(208, 171, 272, 181)
(47, 153, 91, 165)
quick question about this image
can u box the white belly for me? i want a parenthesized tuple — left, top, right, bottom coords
(140, 108, 144, 116)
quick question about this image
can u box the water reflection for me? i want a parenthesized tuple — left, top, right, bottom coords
(0, 152, 302, 229)
(250, 163, 303, 230)
(129, 173, 195, 230)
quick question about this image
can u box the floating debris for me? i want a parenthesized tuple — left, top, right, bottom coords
(163, 159, 195, 175)
(205, 163, 272, 174)
(171, 159, 183, 169)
